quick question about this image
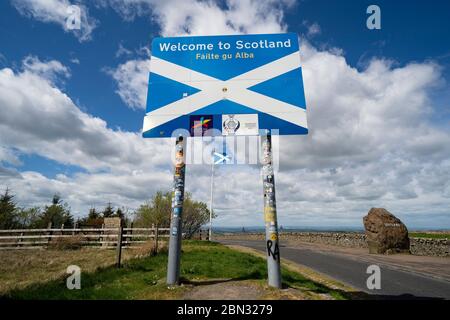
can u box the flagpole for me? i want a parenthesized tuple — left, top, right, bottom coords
(209, 147, 215, 241)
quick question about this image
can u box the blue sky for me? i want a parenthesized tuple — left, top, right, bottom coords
(0, 0, 449, 229)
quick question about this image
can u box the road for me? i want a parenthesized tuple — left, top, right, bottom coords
(219, 239, 450, 300)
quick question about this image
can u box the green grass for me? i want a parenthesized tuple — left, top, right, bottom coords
(410, 233, 449, 239)
(1, 241, 348, 300)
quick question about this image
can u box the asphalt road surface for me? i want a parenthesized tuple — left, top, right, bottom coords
(219, 239, 450, 300)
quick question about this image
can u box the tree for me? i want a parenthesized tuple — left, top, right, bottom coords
(182, 193, 212, 239)
(115, 207, 132, 226)
(115, 208, 124, 220)
(133, 191, 214, 239)
(37, 194, 74, 228)
(134, 191, 171, 228)
(0, 188, 19, 229)
(78, 207, 103, 227)
(102, 202, 115, 218)
(16, 207, 41, 228)
(88, 207, 100, 220)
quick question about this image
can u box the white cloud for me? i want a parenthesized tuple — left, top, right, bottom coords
(0, 147, 22, 167)
(0, 56, 169, 173)
(106, 58, 151, 110)
(115, 43, 133, 58)
(280, 44, 449, 170)
(303, 21, 321, 37)
(11, 0, 97, 41)
(70, 57, 80, 64)
(101, 0, 294, 36)
(2, 170, 171, 215)
(22, 55, 71, 83)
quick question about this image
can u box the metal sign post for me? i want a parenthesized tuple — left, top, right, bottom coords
(209, 148, 215, 241)
(261, 131, 282, 288)
(167, 135, 187, 285)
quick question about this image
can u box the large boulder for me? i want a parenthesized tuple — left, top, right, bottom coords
(363, 208, 410, 254)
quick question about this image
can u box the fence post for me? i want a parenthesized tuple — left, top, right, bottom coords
(154, 226, 159, 255)
(116, 225, 123, 268)
(17, 232, 24, 248)
(101, 223, 105, 248)
(126, 221, 133, 248)
(46, 222, 53, 247)
(72, 222, 77, 236)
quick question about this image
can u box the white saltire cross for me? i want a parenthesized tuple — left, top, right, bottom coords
(143, 51, 308, 133)
(213, 152, 232, 165)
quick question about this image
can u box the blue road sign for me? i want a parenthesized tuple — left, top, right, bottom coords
(143, 33, 308, 138)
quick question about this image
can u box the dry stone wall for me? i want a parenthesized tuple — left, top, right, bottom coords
(217, 232, 449, 257)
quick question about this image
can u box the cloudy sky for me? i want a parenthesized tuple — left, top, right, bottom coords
(0, 0, 449, 229)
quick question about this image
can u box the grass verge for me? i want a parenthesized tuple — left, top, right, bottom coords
(1, 241, 350, 300)
(409, 233, 449, 239)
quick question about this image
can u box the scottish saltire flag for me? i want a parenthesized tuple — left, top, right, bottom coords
(142, 33, 308, 138)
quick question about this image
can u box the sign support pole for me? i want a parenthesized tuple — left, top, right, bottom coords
(209, 148, 215, 241)
(261, 131, 282, 288)
(167, 135, 187, 285)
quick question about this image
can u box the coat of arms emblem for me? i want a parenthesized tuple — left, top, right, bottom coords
(223, 115, 240, 134)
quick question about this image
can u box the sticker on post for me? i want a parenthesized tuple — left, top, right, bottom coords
(173, 207, 181, 217)
(175, 165, 184, 176)
(264, 207, 276, 222)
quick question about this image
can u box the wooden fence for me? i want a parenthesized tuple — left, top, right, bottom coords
(0, 227, 170, 250)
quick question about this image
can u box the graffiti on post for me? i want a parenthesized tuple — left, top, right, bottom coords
(266, 240, 280, 261)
